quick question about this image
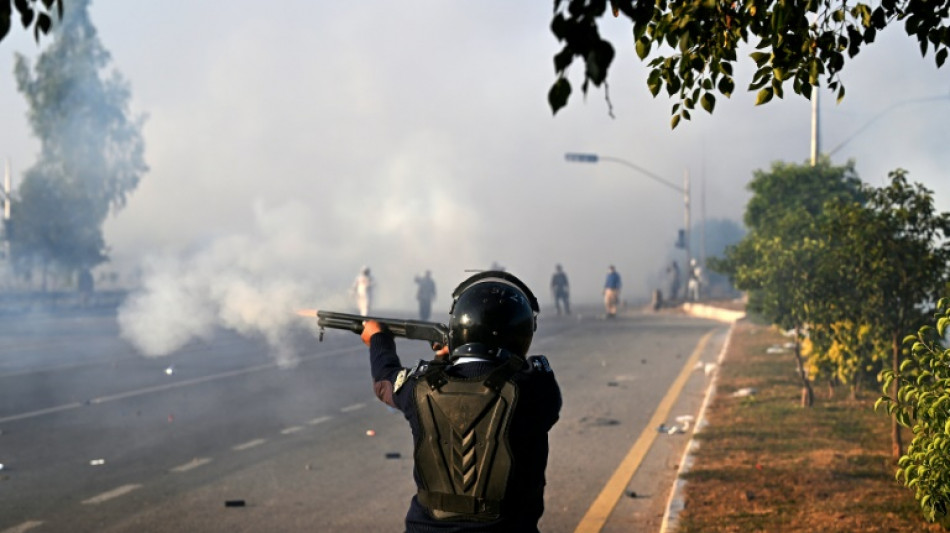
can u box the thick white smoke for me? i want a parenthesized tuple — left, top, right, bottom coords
(117, 201, 345, 365)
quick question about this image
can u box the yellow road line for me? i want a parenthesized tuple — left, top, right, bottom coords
(574, 330, 714, 533)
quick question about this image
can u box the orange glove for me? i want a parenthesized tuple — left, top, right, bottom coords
(434, 344, 450, 361)
(360, 320, 384, 346)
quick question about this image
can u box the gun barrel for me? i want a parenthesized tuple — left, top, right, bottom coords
(314, 310, 448, 348)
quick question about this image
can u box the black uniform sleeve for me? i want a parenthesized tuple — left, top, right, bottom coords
(369, 331, 403, 408)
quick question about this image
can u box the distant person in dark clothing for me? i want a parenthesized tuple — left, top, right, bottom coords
(550, 264, 570, 315)
(414, 270, 437, 320)
(603, 265, 622, 318)
(667, 260, 681, 301)
(361, 271, 561, 532)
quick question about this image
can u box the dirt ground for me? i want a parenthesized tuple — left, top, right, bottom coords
(675, 319, 946, 533)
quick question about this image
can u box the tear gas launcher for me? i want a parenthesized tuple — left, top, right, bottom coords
(300, 309, 449, 350)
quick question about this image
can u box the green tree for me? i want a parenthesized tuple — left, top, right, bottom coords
(0, 0, 60, 44)
(878, 301, 950, 527)
(836, 171, 950, 459)
(11, 0, 146, 286)
(711, 159, 864, 406)
(549, 0, 950, 125)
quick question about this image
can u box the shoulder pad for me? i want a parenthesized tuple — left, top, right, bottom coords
(395, 360, 433, 393)
(527, 355, 553, 373)
(409, 359, 429, 376)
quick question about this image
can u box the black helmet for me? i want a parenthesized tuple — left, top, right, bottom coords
(448, 271, 539, 360)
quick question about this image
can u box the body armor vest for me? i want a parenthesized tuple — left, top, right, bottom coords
(412, 356, 523, 521)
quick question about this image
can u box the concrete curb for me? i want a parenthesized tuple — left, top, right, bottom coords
(658, 307, 741, 533)
(681, 302, 746, 323)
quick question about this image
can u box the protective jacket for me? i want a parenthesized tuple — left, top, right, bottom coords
(369, 331, 561, 533)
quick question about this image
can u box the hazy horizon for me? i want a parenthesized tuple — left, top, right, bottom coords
(1, 1, 947, 358)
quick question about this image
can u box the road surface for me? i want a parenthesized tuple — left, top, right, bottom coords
(0, 306, 727, 532)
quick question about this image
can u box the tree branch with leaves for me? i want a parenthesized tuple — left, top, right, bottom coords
(550, 0, 950, 127)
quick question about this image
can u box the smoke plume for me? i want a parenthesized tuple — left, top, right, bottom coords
(117, 201, 345, 365)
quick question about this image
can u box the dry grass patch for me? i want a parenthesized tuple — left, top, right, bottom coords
(676, 320, 944, 533)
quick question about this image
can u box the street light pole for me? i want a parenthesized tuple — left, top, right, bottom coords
(810, 91, 950, 164)
(564, 152, 692, 289)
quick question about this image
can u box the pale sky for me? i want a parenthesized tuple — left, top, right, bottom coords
(1, 1, 948, 319)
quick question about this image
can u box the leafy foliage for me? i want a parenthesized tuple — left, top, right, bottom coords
(550, 0, 950, 125)
(877, 300, 950, 527)
(0, 0, 61, 43)
(713, 159, 863, 330)
(10, 0, 146, 280)
(803, 321, 885, 396)
(711, 160, 864, 406)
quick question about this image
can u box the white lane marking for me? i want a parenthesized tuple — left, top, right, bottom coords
(0, 402, 84, 424)
(232, 438, 267, 451)
(82, 484, 142, 504)
(340, 403, 366, 413)
(170, 457, 212, 473)
(0, 346, 362, 424)
(280, 426, 304, 435)
(1, 521, 44, 533)
(308, 415, 332, 425)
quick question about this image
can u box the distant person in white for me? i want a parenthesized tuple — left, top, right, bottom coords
(687, 259, 703, 301)
(352, 266, 375, 316)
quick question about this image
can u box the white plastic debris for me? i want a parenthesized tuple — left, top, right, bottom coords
(0, 463, 4, 471)
(694, 361, 705, 371)
(704, 362, 717, 376)
(766, 345, 787, 354)
(90, 459, 105, 466)
(676, 415, 695, 431)
(165, 365, 174, 376)
(732, 387, 757, 398)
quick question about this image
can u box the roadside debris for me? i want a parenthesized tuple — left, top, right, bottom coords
(607, 381, 619, 387)
(385, 452, 401, 459)
(165, 365, 174, 376)
(732, 387, 757, 397)
(626, 490, 638, 498)
(89, 459, 105, 466)
(676, 415, 695, 431)
(765, 345, 787, 354)
(0, 463, 4, 471)
(366, 429, 376, 437)
(225, 500, 246, 507)
(704, 363, 717, 376)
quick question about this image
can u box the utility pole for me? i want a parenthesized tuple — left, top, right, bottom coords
(810, 91, 820, 167)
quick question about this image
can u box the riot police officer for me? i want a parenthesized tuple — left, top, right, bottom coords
(360, 270, 562, 532)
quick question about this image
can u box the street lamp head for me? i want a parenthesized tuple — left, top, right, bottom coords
(564, 153, 599, 163)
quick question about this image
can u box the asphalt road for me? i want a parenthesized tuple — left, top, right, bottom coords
(0, 306, 728, 533)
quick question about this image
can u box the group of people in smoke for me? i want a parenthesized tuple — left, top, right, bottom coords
(351, 261, 704, 320)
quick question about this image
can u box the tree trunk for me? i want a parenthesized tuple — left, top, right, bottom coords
(793, 333, 814, 407)
(891, 331, 904, 459)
